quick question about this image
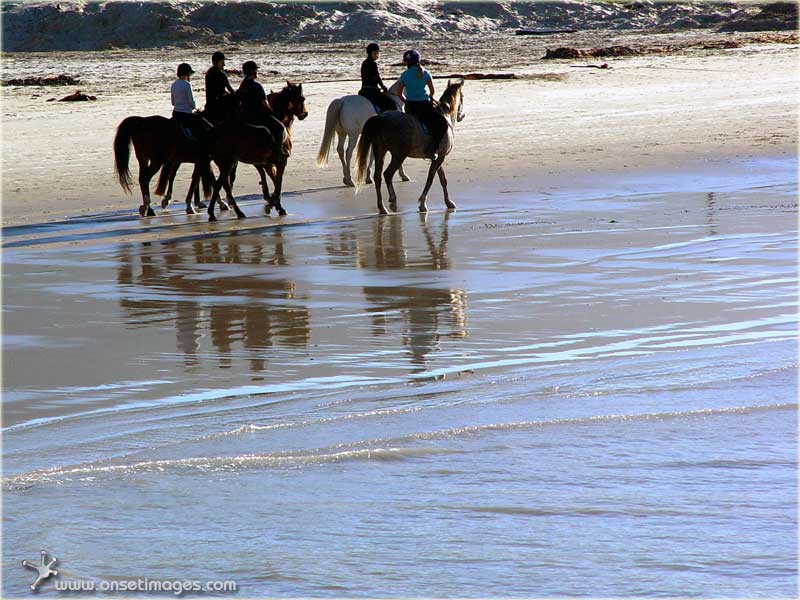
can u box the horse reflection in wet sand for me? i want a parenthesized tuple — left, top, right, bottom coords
(355, 80, 465, 215)
(117, 233, 309, 372)
(325, 212, 467, 370)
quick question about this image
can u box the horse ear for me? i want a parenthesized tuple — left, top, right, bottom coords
(447, 79, 451, 88)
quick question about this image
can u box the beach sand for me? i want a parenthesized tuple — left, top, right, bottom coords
(1, 32, 797, 229)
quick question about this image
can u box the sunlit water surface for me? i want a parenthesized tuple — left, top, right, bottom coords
(2, 172, 797, 597)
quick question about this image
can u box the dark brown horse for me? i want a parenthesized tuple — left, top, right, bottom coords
(355, 80, 465, 215)
(156, 94, 243, 211)
(207, 82, 308, 222)
(113, 116, 213, 217)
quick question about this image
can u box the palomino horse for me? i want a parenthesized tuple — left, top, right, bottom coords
(317, 80, 409, 187)
(113, 116, 213, 216)
(355, 80, 465, 215)
(207, 82, 308, 222)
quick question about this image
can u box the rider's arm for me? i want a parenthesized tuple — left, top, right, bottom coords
(396, 81, 405, 101)
(426, 74, 435, 99)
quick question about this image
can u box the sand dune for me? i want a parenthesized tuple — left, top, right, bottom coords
(3, 1, 795, 52)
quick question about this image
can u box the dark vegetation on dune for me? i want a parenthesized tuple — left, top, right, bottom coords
(2, 1, 797, 52)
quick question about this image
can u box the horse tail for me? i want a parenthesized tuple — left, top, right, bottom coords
(200, 161, 214, 199)
(316, 98, 343, 168)
(113, 116, 142, 194)
(153, 161, 172, 197)
(355, 115, 381, 189)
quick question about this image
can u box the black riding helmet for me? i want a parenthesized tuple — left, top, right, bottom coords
(242, 60, 258, 76)
(212, 51, 225, 64)
(177, 63, 194, 77)
(366, 42, 380, 56)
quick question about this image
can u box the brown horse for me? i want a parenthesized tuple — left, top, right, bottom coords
(355, 80, 465, 215)
(113, 116, 213, 217)
(156, 94, 243, 211)
(207, 82, 308, 222)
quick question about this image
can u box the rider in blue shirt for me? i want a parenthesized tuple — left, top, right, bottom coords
(396, 50, 448, 156)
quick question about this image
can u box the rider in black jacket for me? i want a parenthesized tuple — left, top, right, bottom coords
(359, 43, 397, 113)
(204, 51, 235, 124)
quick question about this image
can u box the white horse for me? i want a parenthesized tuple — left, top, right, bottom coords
(316, 80, 410, 187)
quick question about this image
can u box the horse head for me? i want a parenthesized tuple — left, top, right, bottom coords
(440, 79, 465, 124)
(268, 82, 309, 123)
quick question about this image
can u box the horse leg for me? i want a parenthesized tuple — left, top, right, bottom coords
(193, 164, 207, 209)
(208, 163, 231, 222)
(373, 150, 388, 215)
(383, 154, 404, 211)
(256, 165, 272, 215)
(184, 166, 201, 215)
(219, 162, 235, 211)
(269, 162, 287, 217)
(345, 135, 360, 186)
(138, 159, 160, 217)
(337, 132, 352, 187)
(437, 165, 456, 210)
(398, 163, 411, 182)
(163, 162, 176, 207)
(417, 156, 445, 213)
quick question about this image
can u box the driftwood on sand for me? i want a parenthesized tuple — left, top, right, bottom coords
(47, 90, 97, 102)
(3, 74, 80, 87)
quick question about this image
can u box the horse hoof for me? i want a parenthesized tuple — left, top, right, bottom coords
(236, 212, 246, 220)
(445, 201, 457, 210)
(400, 176, 411, 182)
(146, 207, 157, 217)
(278, 208, 287, 217)
(264, 205, 272, 216)
(138, 205, 147, 217)
(219, 202, 230, 211)
(418, 205, 428, 213)
(343, 178, 355, 187)
(186, 207, 197, 215)
(208, 214, 217, 223)
(195, 200, 207, 209)
(161, 199, 170, 209)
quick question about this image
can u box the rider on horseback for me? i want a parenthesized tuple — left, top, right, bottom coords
(359, 43, 396, 114)
(396, 50, 448, 157)
(204, 51, 235, 124)
(238, 60, 290, 158)
(171, 63, 207, 142)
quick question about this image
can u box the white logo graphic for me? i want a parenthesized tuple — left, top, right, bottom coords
(21, 549, 58, 591)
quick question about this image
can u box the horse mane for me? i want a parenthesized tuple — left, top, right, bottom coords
(438, 80, 463, 117)
(267, 82, 303, 126)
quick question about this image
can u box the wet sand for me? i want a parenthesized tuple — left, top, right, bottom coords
(2, 158, 797, 596)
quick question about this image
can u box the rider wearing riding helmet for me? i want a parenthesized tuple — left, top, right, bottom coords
(238, 60, 290, 158)
(171, 62, 206, 140)
(397, 49, 448, 156)
(204, 51, 235, 124)
(359, 43, 396, 113)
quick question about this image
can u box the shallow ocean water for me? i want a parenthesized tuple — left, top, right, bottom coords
(2, 167, 797, 596)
